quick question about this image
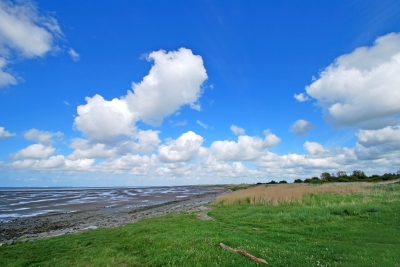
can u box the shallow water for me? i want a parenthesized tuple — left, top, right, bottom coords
(0, 186, 214, 222)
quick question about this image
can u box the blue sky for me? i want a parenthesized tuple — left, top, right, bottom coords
(1, 0, 400, 186)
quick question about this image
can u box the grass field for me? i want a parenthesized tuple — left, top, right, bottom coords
(1, 182, 399, 266)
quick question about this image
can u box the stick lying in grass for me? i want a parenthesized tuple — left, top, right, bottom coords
(220, 243, 268, 264)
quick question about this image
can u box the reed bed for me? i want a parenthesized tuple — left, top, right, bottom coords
(216, 182, 371, 205)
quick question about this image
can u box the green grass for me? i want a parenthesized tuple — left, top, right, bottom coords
(1, 183, 399, 266)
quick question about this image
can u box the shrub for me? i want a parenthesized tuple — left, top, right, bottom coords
(309, 177, 322, 184)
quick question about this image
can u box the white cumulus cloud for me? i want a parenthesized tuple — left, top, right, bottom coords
(0, 126, 15, 139)
(356, 125, 400, 147)
(290, 119, 314, 136)
(13, 144, 55, 159)
(10, 156, 95, 171)
(135, 130, 161, 155)
(355, 126, 400, 160)
(209, 130, 280, 161)
(0, 0, 61, 57)
(74, 94, 138, 144)
(0, 0, 62, 87)
(302, 32, 400, 128)
(158, 131, 204, 163)
(256, 141, 357, 174)
(67, 129, 160, 160)
(74, 48, 207, 143)
(125, 48, 207, 126)
(24, 128, 62, 146)
(96, 154, 157, 174)
(67, 143, 117, 160)
(303, 141, 325, 155)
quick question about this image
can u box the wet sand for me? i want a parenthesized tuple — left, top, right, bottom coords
(0, 187, 228, 244)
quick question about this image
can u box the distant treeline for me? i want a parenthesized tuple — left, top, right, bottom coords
(258, 170, 400, 185)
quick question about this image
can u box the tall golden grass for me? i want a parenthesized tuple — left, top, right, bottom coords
(215, 183, 372, 205)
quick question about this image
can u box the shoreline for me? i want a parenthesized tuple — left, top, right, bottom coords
(0, 187, 229, 244)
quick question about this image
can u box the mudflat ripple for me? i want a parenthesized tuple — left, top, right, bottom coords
(0, 186, 228, 244)
(0, 186, 218, 222)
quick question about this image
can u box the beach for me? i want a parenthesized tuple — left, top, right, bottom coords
(0, 186, 228, 244)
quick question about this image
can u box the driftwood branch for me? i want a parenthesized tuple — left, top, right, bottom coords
(220, 243, 268, 265)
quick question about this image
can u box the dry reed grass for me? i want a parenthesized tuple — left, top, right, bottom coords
(216, 182, 372, 205)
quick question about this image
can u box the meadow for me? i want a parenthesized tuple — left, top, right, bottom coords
(0, 181, 399, 266)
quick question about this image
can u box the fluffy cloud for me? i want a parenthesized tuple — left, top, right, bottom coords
(151, 159, 261, 181)
(74, 95, 138, 144)
(67, 143, 117, 160)
(10, 156, 94, 171)
(13, 144, 55, 159)
(69, 138, 91, 150)
(230, 125, 245, 135)
(355, 126, 400, 160)
(34, 155, 67, 169)
(0, 126, 15, 139)
(125, 48, 207, 126)
(24, 128, 62, 146)
(0, 0, 62, 87)
(256, 141, 357, 174)
(154, 162, 194, 177)
(302, 32, 400, 128)
(135, 130, 161, 155)
(303, 141, 325, 155)
(64, 158, 95, 171)
(209, 130, 280, 161)
(74, 48, 207, 143)
(158, 131, 203, 163)
(356, 126, 400, 147)
(290, 119, 314, 136)
(96, 154, 157, 174)
(201, 161, 258, 177)
(197, 148, 261, 178)
(0, 0, 61, 57)
(68, 130, 160, 160)
(281, 154, 337, 169)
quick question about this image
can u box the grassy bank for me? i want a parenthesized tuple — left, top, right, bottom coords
(1, 182, 399, 266)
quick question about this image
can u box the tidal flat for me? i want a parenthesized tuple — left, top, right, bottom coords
(0, 186, 227, 242)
